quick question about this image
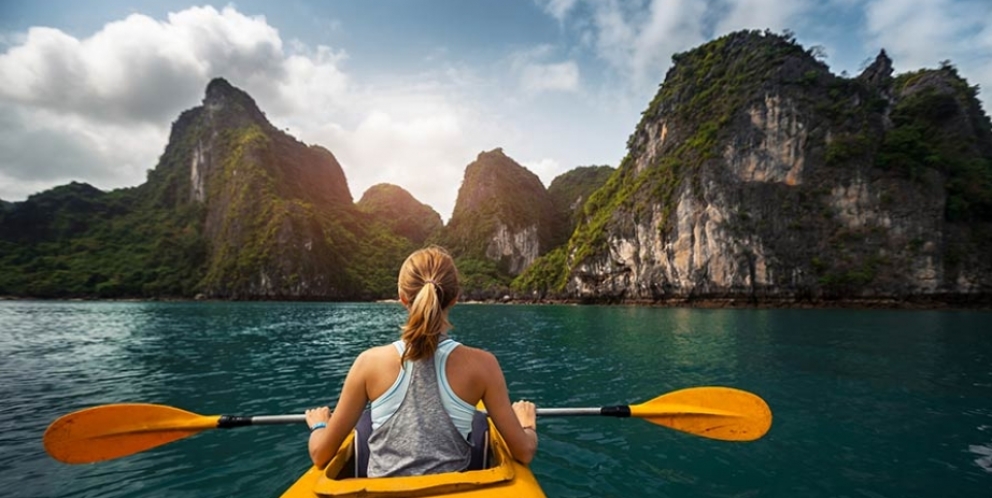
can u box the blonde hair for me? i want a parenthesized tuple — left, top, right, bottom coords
(398, 246, 460, 363)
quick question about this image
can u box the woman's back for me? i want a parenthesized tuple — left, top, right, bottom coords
(362, 341, 487, 415)
(366, 340, 472, 476)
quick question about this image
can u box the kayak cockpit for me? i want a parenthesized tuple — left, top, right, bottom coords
(311, 420, 516, 497)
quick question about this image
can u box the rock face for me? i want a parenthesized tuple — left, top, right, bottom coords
(553, 30, 992, 303)
(0, 79, 376, 299)
(5, 35, 991, 305)
(0, 78, 567, 300)
(444, 149, 559, 276)
(155, 78, 358, 299)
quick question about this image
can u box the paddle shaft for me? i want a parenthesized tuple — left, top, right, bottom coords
(218, 414, 306, 427)
(537, 406, 630, 417)
(219, 408, 630, 427)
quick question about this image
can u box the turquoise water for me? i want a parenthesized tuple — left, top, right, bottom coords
(1, 301, 990, 497)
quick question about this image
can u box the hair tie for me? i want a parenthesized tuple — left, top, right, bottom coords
(424, 279, 440, 287)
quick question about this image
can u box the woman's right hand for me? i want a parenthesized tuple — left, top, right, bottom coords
(512, 400, 537, 430)
(305, 406, 331, 429)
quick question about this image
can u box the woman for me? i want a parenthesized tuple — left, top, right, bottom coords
(304, 246, 538, 476)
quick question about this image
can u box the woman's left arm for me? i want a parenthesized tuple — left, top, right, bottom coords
(305, 352, 371, 468)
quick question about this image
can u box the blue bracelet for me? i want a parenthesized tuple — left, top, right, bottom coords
(310, 422, 327, 431)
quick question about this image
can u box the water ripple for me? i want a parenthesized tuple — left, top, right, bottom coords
(2, 302, 991, 497)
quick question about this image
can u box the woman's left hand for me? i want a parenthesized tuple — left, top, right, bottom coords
(305, 406, 331, 428)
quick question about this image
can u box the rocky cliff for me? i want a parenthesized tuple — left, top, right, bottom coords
(6, 33, 991, 305)
(441, 149, 560, 294)
(0, 79, 416, 300)
(521, 30, 992, 304)
(2, 78, 505, 300)
(148, 78, 360, 299)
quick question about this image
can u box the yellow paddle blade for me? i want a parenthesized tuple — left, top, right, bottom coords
(629, 387, 772, 441)
(44, 403, 220, 464)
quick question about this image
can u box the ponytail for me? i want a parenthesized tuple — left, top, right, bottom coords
(398, 247, 460, 363)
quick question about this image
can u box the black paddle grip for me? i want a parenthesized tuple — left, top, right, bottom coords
(601, 406, 631, 418)
(217, 415, 253, 428)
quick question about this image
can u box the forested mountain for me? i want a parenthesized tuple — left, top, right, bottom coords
(0, 79, 605, 301)
(437, 148, 562, 298)
(515, 30, 992, 303)
(4, 29, 990, 304)
(357, 184, 442, 246)
(1, 80, 423, 299)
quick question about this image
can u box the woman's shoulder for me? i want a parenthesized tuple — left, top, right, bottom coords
(450, 343, 499, 368)
(356, 343, 400, 364)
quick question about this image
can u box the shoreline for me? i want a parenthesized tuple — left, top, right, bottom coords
(2, 294, 990, 310)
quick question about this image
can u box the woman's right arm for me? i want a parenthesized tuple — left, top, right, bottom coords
(306, 351, 371, 468)
(478, 351, 538, 464)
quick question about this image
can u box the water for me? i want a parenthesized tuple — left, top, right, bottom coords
(1, 301, 990, 497)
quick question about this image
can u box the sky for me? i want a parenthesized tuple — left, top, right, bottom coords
(1, 1, 990, 220)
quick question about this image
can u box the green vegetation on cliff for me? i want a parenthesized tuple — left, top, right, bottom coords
(0, 183, 206, 298)
(352, 184, 444, 298)
(441, 148, 559, 295)
(513, 166, 614, 295)
(444, 149, 554, 256)
(5, 42, 990, 302)
(882, 64, 992, 221)
(513, 29, 992, 300)
(547, 165, 614, 244)
(1, 79, 362, 299)
(561, 31, 820, 281)
(511, 246, 568, 296)
(358, 184, 442, 245)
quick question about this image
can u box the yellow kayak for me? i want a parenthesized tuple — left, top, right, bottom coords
(280, 415, 544, 498)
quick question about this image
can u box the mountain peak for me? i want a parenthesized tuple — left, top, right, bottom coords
(202, 77, 268, 126)
(357, 183, 442, 245)
(445, 148, 560, 278)
(858, 49, 893, 88)
(477, 147, 506, 160)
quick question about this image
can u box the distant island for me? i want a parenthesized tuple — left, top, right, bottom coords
(2, 30, 990, 307)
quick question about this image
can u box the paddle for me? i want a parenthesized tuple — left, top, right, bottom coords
(537, 386, 772, 442)
(43, 404, 306, 464)
(44, 386, 770, 464)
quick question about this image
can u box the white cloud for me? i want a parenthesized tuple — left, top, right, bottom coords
(521, 61, 580, 93)
(272, 44, 350, 116)
(0, 5, 303, 203)
(503, 45, 581, 96)
(0, 101, 166, 200)
(4, 0, 991, 214)
(865, 0, 992, 107)
(0, 5, 489, 219)
(537, 0, 580, 22)
(0, 7, 286, 124)
(303, 107, 481, 220)
(713, 0, 812, 35)
(865, 0, 962, 69)
(571, 0, 711, 92)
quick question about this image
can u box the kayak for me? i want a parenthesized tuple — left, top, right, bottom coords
(280, 415, 545, 498)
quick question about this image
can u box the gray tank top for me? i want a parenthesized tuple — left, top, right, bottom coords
(366, 351, 472, 477)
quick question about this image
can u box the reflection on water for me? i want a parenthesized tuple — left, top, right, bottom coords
(972, 444, 992, 473)
(1, 302, 990, 497)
